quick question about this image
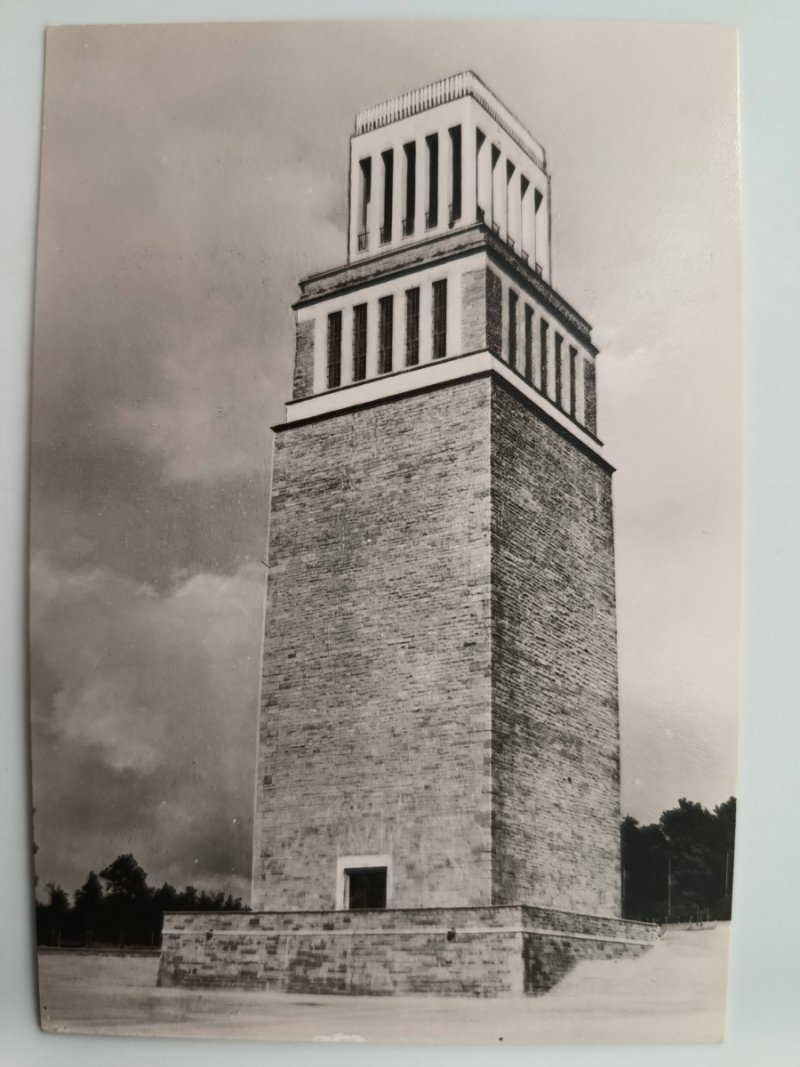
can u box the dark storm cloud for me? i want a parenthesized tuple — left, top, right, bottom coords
(31, 553, 263, 897)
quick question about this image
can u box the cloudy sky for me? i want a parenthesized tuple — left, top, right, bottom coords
(29, 21, 742, 901)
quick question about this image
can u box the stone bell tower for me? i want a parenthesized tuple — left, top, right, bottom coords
(160, 73, 657, 996)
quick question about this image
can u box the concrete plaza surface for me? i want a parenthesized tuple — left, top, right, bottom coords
(36, 921, 725, 1045)
(37, 924, 728, 1045)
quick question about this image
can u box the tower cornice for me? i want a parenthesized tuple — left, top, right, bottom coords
(295, 224, 597, 354)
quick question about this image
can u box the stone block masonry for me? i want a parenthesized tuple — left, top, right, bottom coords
(253, 377, 494, 912)
(158, 906, 659, 996)
(253, 371, 620, 918)
(491, 377, 620, 915)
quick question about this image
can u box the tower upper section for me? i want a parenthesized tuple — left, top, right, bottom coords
(283, 73, 604, 463)
(348, 72, 551, 281)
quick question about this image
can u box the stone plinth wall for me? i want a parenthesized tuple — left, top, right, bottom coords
(158, 906, 658, 997)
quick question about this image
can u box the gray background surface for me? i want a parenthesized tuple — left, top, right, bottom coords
(2, 0, 798, 1064)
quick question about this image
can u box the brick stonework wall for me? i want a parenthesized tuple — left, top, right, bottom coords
(490, 378, 620, 915)
(253, 379, 494, 911)
(158, 906, 657, 996)
(292, 320, 315, 400)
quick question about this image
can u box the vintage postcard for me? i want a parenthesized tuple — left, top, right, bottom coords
(30, 20, 742, 1044)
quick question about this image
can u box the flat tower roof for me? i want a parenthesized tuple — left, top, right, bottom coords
(354, 71, 547, 170)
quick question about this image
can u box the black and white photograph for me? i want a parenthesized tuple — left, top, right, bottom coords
(28, 19, 743, 1046)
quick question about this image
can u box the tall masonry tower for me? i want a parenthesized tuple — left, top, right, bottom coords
(161, 73, 657, 997)
(255, 70, 612, 913)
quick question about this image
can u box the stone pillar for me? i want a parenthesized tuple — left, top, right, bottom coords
(462, 122, 477, 227)
(293, 319, 315, 400)
(419, 282, 433, 364)
(461, 268, 487, 352)
(486, 269, 502, 358)
(583, 356, 597, 435)
(509, 166, 522, 249)
(366, 298, 379, 379)
(341, 306, 354, 387)
(477, 132, 491, 223)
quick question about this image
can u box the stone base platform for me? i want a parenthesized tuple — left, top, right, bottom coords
(158, 905, 659, 997)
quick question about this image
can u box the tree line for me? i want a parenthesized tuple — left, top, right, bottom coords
(36, 796, 736, 947)
(36, 853, 246, 949)
(621, 796, 735, 923)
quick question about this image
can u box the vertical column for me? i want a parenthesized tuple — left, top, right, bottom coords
(583, 355, 597, 435)
(366, 161, 379, 256)
(538, 179, 552, 281)
(477, 130, 490, 223)
(533, 188, 544, 273)
(574, 349, 586, 424)
(506, 162, 518, 250)
(348, 146, 356, 260)
(340, 304, 354, 386)
(366, 298, 379, 379)
(494, 150, 508, 239)
(419, 282, 433, 363)
(462, 122, 477, 227)
(394, 284, 405, 365)
(292, 317, 316, 400)
(520, 177, 531, 261)
(447, 268, 461, 355)
(490, 145, 501, 233)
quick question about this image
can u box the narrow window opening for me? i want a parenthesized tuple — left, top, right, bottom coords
(540, 318, 550, 397)
(508, 290, 518, 369)
(405, 287, 420, 366)
(555, 332, 564, 408)
(352, 304, 367, 381)
(358, 158, 371, 251)
(569, 345, 578, 418)
(432, 279, 447, 359)
(381, 150, 393, 244)
(346, 867, 387, 910)
(448, 125, 462, 225)
(327, 311, 342, 389)
(403, 142, 416, 236)
(378, 295, 393, 374)
(426, 134, 439, 228)
(524, 305, 534, 382)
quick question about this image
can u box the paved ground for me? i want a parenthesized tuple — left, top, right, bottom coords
(37, 924, 729, 1045)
